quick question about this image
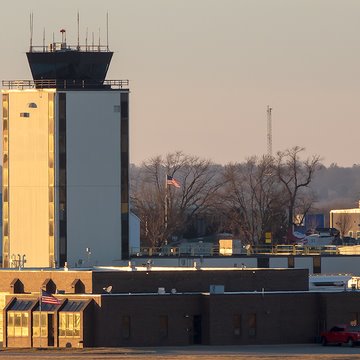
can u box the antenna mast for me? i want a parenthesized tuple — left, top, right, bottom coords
(30, 12, 33, 52)
(42, 28, 45, 52)
(77, 11, 80, 50)
(106, 12, 109, 51)
(267, 105, 273, 156)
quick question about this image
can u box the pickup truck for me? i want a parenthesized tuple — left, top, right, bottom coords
(321, 325, 360, 346)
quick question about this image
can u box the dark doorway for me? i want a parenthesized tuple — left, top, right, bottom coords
(47, 314, 54, 346)
(288, 256, 295, 268)
(257, 257, 269, 268)
(313, 256, 321, 274)
(193, 315, 202, 344)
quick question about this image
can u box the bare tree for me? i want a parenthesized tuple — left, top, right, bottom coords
(274, 146, 321, 242)
(223, 156, 284, 245)
(334, 213, 352, 238)
(131, 152, 223, 247)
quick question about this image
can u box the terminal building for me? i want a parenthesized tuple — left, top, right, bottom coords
(2, 31, 130, 268)
(0, 266, 360, 348)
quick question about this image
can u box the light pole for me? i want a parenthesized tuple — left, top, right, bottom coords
(85, 247, 91, 266)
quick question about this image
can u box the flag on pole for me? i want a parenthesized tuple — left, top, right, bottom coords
(41, 290, 61, 305)
(166, 175, 180, 188)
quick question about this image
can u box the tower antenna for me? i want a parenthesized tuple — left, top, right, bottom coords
(29, 12, 33, 52)
(267, 105, 273, 157)
(98, 27, 101, 51)
(106, 12, 109, 51)
(77, 11, 80, 50)
(42, 28, 45, 52)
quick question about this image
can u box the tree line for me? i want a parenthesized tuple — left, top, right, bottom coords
(130, 147, 322, 247)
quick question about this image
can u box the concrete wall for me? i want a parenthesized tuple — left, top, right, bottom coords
(91, 269, 308, 294)
(269, 257, 288, 268)
(321, 256, 360, 275)
(6, 90, 55, 267)
(205, 293, 320, 345)
(64, 91, 122, 267)
(97, 294, 200, 346)
(295, 257, 314, 273)
(131, 255, 360, 276)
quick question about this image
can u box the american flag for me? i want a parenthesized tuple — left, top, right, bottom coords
(41, 290, 61, 305)
(167, 175, 180, 188)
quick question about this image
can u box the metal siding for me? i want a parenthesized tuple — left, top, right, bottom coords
(65, 91, 122, 266)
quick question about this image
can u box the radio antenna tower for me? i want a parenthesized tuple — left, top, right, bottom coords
(267, 105, 273, 156)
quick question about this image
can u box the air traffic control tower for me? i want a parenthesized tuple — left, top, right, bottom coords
(2, 30, 130, 268)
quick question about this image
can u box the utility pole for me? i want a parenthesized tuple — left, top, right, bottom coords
(267, 105, 273, 157)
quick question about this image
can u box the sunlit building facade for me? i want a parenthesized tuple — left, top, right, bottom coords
(2, 38, 130, 268)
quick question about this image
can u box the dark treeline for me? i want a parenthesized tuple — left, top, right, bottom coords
(130, 147, 330, 247)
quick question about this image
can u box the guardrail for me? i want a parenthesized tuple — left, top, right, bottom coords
(29, 44, 111, 53)
(2, 79, 130, 90)
(130, 244, 340, 257)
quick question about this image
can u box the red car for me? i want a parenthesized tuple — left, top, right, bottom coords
(321, 325, 360, 347)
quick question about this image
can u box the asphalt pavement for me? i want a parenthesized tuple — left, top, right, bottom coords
(0, 344, 360, 359)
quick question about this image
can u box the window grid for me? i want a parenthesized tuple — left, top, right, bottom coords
(7, 312, 28, 337)
(59, 313, 81, 338)
(32, 312, 47, 337)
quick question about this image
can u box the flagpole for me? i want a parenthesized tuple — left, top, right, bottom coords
(39, 288, 42, 348)
(164, 174, 168, 232)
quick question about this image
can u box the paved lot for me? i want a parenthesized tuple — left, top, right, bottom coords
(1, 345, 360, 359)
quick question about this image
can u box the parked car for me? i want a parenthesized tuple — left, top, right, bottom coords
(321, 325, 360, 346)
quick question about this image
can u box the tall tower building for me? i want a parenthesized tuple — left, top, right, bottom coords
(2, 31, 130, 268)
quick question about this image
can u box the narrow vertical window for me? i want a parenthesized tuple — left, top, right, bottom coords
(248, 313, 256, 337)
(122, 315, 131, 339)
(48, 93, 55, 267)
(234, 314, 241, 336)
(58, 93, 67, 266)
(120, 92, 129, 260)
(2, 94, 9, 268)
(159, 315, 168, 339)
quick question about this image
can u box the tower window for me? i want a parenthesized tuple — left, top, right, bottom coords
(20, 112, 30, 118)
(27, 102, 37, 108)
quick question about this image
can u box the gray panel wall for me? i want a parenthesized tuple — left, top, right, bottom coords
(64, 91, 122, 266)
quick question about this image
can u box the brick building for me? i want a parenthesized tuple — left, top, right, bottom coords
(0, 267, 360, 348)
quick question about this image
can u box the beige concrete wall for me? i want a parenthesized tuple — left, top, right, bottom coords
(7, 90, 54, 267)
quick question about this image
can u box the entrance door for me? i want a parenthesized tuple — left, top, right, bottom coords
(193, 315, 202, 344)
(47, 314, 54, 346)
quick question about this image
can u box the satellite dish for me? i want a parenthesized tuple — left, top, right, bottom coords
(103, 285, 112, 294)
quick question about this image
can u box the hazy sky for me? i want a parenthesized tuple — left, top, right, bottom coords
(1, 0, 360, 166)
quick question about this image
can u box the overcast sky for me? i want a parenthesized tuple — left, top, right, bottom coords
(1, 0, 360, 166)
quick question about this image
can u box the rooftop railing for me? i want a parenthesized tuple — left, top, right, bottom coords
(2, 79, 129, 90)
(29, 43, 111, 53)
(130, 244, 341, 257)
